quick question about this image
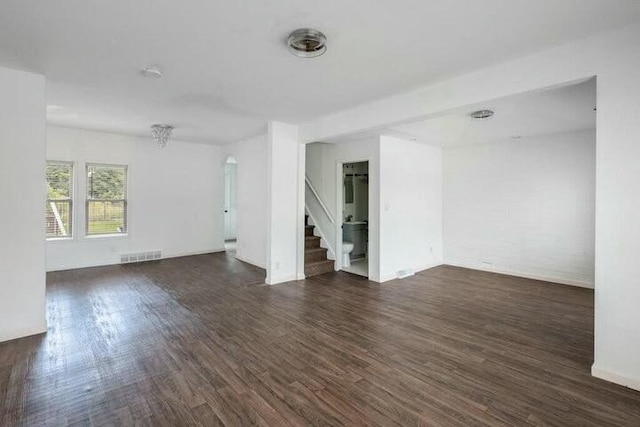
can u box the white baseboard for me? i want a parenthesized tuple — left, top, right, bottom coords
(0, 321, 47, 343)
(46, 248, 226, 272)
(415, 262, 444, 274)
(444, 261, 594, 289)
(378, 262, 444, 283)
(163, 248, 226, 259)
(234, 253, 267, 269)
(592, 364, 640, 392)
(47, 259, 118, 272)
(265, 274, 298, 285)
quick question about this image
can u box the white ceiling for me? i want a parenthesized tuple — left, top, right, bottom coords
(0, 1, 636, 144)
(387, 78, 596, 147)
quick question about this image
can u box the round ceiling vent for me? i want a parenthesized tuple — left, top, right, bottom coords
(469, 109, 495, 120)
(287, 28, 327, 58)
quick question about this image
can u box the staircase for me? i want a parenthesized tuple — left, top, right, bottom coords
(304, 215, 334, 277)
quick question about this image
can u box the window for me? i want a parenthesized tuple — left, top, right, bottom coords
(86, 163, 128, 235)
(46, 161, 74, 239)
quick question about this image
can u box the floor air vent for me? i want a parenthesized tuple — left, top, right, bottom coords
(120, 251, 162, 264)
(397, 269, 415, 279)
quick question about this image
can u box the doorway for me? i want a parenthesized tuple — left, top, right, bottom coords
(224, 157, 237, 255)
(341, 161, 369, 277)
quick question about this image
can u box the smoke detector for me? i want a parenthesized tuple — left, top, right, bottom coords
(469, 109, 494, 120)
(287, 28, 327, 58)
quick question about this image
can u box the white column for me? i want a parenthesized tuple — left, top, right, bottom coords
(296, 141, 306, 280)
(592, 30, 640, 390)
(0, 66, 47, 342)
(265, 121, 303, 284)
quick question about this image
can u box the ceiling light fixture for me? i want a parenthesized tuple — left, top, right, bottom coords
(469, 109, 495, 120)
(151, 124, 173, 148)
(287, 28, 327, 58)
(141, 65, 163, 78)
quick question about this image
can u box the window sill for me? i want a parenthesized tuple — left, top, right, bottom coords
(84, 233, 129, 240)
(46, 237, 74, 243)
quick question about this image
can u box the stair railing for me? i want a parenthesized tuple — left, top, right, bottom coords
(305, 175, 336, 260)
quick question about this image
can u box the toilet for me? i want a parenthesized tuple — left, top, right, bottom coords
(342, 241, 354, 268)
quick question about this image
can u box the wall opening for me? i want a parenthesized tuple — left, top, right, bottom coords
(341, 161, 369, 277)
(224, 156, 237, 255)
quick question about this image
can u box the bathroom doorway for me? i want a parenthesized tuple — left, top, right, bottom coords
(224, 156, 238, 255)
(341, 161, 369, 277)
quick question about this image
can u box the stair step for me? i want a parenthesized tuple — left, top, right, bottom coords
(305, 225, 315, 237)
(305, 236, 321, 249)
(305, 259, 335, 278)
(305, 247, 328, 264)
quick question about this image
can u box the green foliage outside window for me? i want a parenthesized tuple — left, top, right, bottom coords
(86, 164, 128, 235)
(46, 162, 73, 238)
(87, 166, 127, 200)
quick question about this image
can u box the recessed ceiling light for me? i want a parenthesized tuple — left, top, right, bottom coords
(287, 28, 327, 58)
(141, 66, 163, 78)
(469, 109, 494, 120)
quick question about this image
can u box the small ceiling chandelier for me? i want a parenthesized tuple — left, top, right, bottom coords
(150, 124, 173, 148)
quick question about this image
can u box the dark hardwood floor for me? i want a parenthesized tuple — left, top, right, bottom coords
(1, 253, 640, 426)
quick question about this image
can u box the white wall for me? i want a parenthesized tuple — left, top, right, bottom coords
(46, 126, 224, 271)
(444, 130, 596, 287)
(221, 134, 268, 269)
(308, 136, 444, 282)
(306, 143, 339, 220)
(300, 24, 640, 390)
(307, 136, 443, 282)
(0, 67, 46, 342)
(306, 137, 382, 281)
(379, 136, 443, 281)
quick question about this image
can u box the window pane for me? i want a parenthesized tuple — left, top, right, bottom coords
(46, 161, 73, 239)
(46, 200, 72, 238)
(86, 164, 128, 235)
(46, 163, 73, 198)
(86, 164, 127, 200)
(87, 201, 127, 235)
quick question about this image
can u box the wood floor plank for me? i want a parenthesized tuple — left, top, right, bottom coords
(1, 254, 639, 426)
